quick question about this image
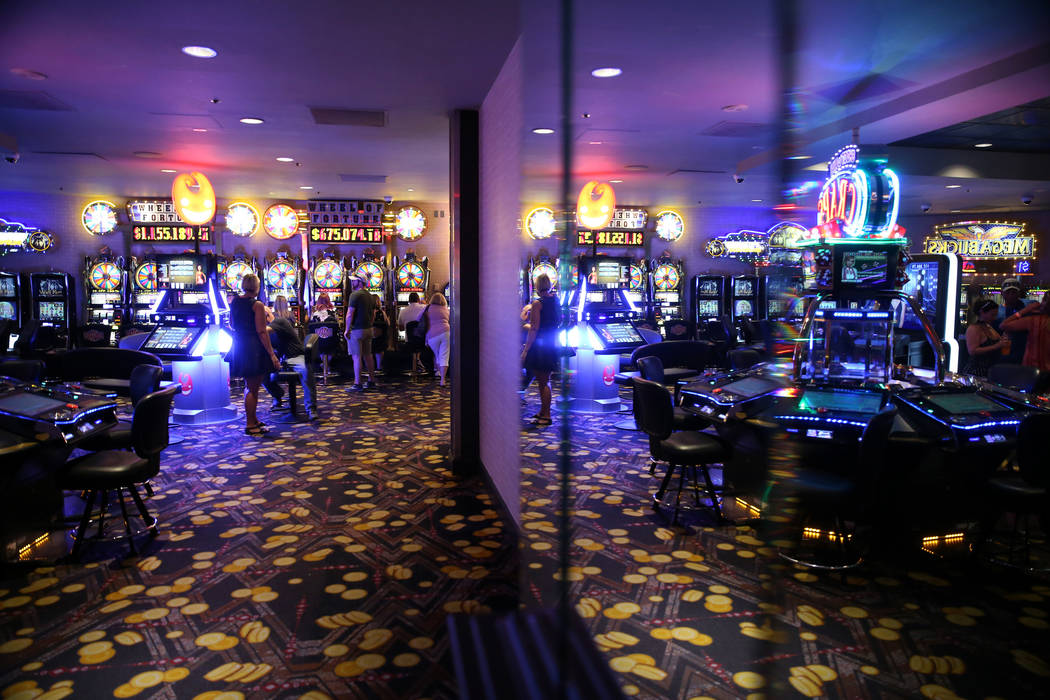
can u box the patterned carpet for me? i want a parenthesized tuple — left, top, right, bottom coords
(519, 387, 1050, 700)
(0, 377, 517, 700)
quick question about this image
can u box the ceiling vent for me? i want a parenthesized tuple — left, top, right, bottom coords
(0, 90, 73, 111)
(338, 173, 388, 183)
(668, 168, 727, 175)
(311, 108, 387, 127)
(700, 121, 768, 138)
(31, 151, 106, 160)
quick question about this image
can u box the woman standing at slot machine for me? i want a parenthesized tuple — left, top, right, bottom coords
(227, 274, 280, 436)
(962, 298, 1007, 377)
(522, 273, 559, 426)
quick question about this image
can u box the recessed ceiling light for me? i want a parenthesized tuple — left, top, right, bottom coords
(275, 157, 294, 162)
(722, 104, 749, 112)
(945, 184, 961, 189)
(950, 209, 961, 213)
(581, 113, 591, 119)
(239, 117, 264, 125)
(181, 45, 217, 59)
(531, 128, 554, 134)
(786, 155, 811, 160)
(192, 128, 208, 132)
(609, 179, 623, 183)
(160, 169, 176, 173)
(10, 68, 47, 80)
(588, 141, 602, 145)
(133, 151, 162, 158)
(299, 186, 313, 190)
(751, 199, 763, 202)
(974, 143, 993, 148)
(591, 67, 622, 78)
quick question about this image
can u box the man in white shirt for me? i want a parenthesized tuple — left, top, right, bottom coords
(397, 292, 428, 374)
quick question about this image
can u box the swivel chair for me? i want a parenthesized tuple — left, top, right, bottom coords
(59, 384, 179, 557)
(307, 321, 340, 384)
(633, 377, 732, 524)
(78, 364, 163, 452)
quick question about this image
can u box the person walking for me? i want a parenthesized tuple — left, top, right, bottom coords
(425, 293, 451, 387)
(521, 273, 560, 426)
(345, 274, 378, 391)
(227, 274, 280, 436)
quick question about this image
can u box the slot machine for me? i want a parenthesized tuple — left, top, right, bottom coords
(309, 250, 346, 320)
(83, 251, 126, 345)
(570, 255, 636, 322)
(897, 253, 962, 373)
(126, 257, 161, 335)
(394, 253, 429, 341)
(218, 254, 257, 302)
(730, 275, 763, 322)
(350, 252, 387, 300)
(0, 271, 22, 350)
(763, 270, 803, 322)
(28, 272, 75, 349)
(623, 259, 648, 320)
(264, 251, 303, 324)
(691, 275, 726, 337)
(651, 256, 683, 337)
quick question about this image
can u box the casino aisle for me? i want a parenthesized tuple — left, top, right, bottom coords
(519, 390, 1050, 699)
(0, 380, 517, 699)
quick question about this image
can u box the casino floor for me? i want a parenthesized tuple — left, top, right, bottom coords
(0, 378, 1048, 699)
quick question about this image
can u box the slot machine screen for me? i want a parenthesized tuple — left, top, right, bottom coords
(179, 291, 210, 305)
(0, 277, 14, 296)
(582, 258, 629, 289)
(586, 291, 605, 303)
(767, 299, 785, 317)
(722, 377, 778, 398)
(697, 279, 720, 297)
(734, 279, 754, 296)
(801, 389, 883, 414)
(143, 325, 204, 353)
(157, 257, 205, 290)
(735, 300, 753, 317)
(900, 261, 940, 331)
(90, 292, 117, 306)
(0, 301, 15, 320)
(38, 301, 65, 321)
(834, 247, 896, 291)
(696, 300, 720, 317)
(927, 392, 1004, 415)
(592, 321, 643, 347)
(35, 278, 65, 297)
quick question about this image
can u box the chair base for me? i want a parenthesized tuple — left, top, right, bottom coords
(777, 515, 864, 571)
(69, 485, 158, 558)
(651, 462, 730, 525)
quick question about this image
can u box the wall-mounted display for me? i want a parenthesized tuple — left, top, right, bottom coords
(654, 210, 684, 242)
(306, 200, 384, 226)
(82, 200, 119, 235)
(308, 226, 384, 244)
(226, 202, 260, 237)
(705, 230, 768, 261)
(0, 218, 53, 255)
(264, 204, 301, 240)
(394, 206, 427, 241)
(171, 171, 216, 226)
(525, 207, 556, 240)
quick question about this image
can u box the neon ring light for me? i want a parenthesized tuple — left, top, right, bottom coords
(89, 261, 121, 291)
(525, 207, 556, 239)
(654, 211, 684, 242)
(263, 204, 300, 239)
(82, 200, 119, 235)
(395, 206, 427, 241)
(227, 202, 260, 237)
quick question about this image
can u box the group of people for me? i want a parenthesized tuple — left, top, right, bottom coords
(962, 277, 1050, 377)
(226, 273, 452, 436)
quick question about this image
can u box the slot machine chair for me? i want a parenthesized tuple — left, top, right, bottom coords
(56, 347, 162, 397)
(987, 364, 1040, 393)
(75, 323, 112, 348)
(975, 412, 1050, 571)
(663, 319, 696, 342)
(118, 333, 150, 352)
(775, 407, 898, 571)
(78, 364, 164, 453)
(728, 348, 762, 371)
(59, 384, 179, 558)
(630, 340, 711, 384)
(633, 377, 732, 524)
(637, 356, 710, 434)
(307, 321, 341, 384)
(0, 319, 11, 353)
(0, 359, 44, 383)
(268, 334, 319, 423)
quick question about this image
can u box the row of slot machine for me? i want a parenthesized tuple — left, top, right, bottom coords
(0, 269, 78, 351)
(71, 249, 434, 345)
(690, 270, 805, 327)
(522, 255, 687, 336)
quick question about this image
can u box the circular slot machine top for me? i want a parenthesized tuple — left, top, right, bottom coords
(135, 262, 157, 291)
(267, 260, 298, 291)
(532, 261, 559, 292)
(395, 207, 427, 241)
(313, 259, 344, 289)
(629, 264, 645, 291)
(353, 261, 384, 290)
(224, 261, 253, 292)
(89, 261, 122, 291)
(397, 261, 426, 290)
(653, 263, 680, 291)
(263, 204, 300, 240)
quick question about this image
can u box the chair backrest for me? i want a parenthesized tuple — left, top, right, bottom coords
(631, 340, 713, 372)
(77, 323, 111, 348)
(858, 406, 898, 481)
(720, 315, 738, 346)
(632, 377, 674, 442)
(663, 319, 695, 342)
(14, 320, 40, 356)
(118, 331, 150, 351)
(307, 322, 340, 354)
(0, 359, 44, 383)
(637, 355, 665, 383)
(729, 348, 761, 370)
(987, 364, 1040, 393)
(1017, 412, 1050, 489)
(59, 347, 162, 381)
(637, 327, 663, 345)
(304, 333, 319, 364)
(131, 384, 180, 460)
(129, 364, 163, 407)
(739, 319, 757, 345)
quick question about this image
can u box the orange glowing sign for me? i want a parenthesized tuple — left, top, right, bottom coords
(171, 171, 216, 226)
(576, 181, 616, 230)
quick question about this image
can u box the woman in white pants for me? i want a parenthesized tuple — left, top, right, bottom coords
(425, 293, 451, 386)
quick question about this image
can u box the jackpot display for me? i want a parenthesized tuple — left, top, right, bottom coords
(652, 258, 683, 334)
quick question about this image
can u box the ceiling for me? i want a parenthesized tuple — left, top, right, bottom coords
(519, 0, 1050, 216)
(0, 0, 1048, 218)
(0, 0, 519, 202)
(891, 97, 1050, 153)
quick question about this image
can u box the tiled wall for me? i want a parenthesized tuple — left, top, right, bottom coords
(0, 190, 450, 319)
(479, 39, 523, 524)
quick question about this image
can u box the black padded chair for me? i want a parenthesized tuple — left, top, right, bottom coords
(270, 334, 319, 422)
(59, 383, 179, 557)
(307, 322, 340, 384)
(663, 319, 695, 342)
(637, 356, 709, 432)
(78, 364, 163, 453)
(729, 348, 762, 370)
(776, 406, 898, 570)
(0, 359, 45, 383)
(56, 347, 163, 396)
(987, 364, 1040, 393)
(633, 377, 732, 524)
(76, 323, 112, 348)
(630, 340, 711, 384)
(977, 413, 1050, 571)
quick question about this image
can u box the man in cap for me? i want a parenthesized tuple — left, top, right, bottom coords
(996, 277, 1032, 364)
(345, 273, 378, 390)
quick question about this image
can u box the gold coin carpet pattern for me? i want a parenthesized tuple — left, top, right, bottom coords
(519, 389, 1050, 699)
(1, 380, 516, 699)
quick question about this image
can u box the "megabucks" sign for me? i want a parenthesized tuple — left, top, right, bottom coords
(923, 222, 1035, 259)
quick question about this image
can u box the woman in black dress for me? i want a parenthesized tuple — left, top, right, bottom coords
(962, 298, 1007, 377)
(522, 273, 560, 426)
(228, 274, 280, 436)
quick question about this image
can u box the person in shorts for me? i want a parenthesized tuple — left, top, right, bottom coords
(345, 274, 377, 390)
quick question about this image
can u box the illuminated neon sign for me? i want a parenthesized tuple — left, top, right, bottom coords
(705, 230, 768, 261)
(923, 221, 1035, 259)
(525, 207, 556, 239)
(0, 218, 54, 254)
